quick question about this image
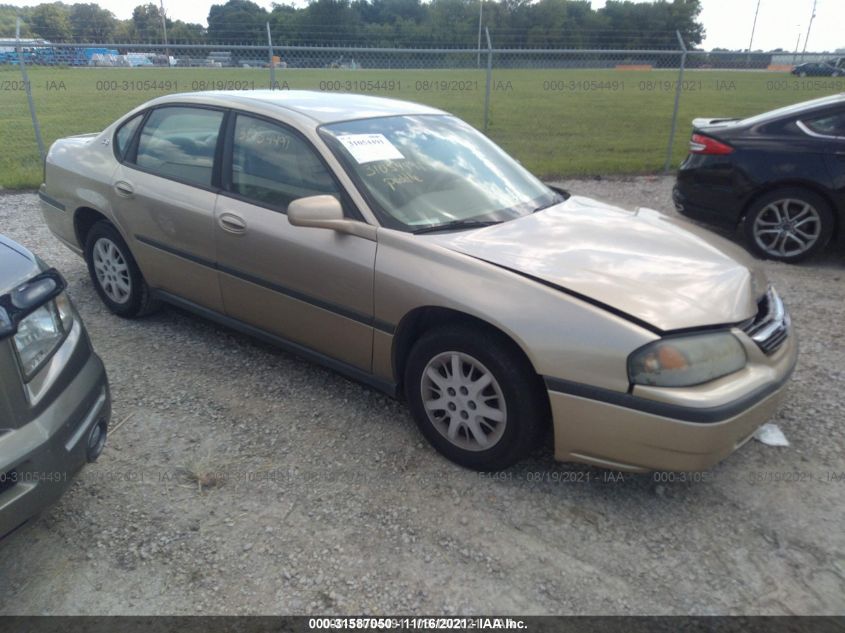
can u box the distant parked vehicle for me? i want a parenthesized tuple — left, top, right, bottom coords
(791, 62, 843, 77)
(124, 53, 154, 67)
(207, 51, 234, 67)
(674, 94, 845, 263)
(0, 235, 110, 538)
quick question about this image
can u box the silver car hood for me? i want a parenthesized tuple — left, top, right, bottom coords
(427, 195, 765, 332)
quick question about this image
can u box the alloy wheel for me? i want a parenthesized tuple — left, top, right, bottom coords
(752, 198, 822, 259)
(92, 237, 132, 304)
(420, 351, 507, 452)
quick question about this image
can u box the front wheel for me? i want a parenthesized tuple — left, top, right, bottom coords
(404, 325, 547, 470)
(742, 188, 834, 263)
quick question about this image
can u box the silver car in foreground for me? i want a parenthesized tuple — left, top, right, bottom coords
(39, 91, 796, 471)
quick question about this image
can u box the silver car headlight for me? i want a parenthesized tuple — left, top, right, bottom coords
(12, 294, 74, 380)
(628, 332, 747, 388)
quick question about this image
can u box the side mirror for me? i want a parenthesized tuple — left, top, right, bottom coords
(288, 195, 344, 226)
(287, 195, 376, 241)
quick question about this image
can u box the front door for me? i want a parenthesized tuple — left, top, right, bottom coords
(214, 112, 377, 371)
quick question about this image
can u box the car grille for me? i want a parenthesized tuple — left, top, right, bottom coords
(742, 287, 790, 355)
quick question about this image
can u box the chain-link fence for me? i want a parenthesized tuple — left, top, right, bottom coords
(3, 23, 845, 189)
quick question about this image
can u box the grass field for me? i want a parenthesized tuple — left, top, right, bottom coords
(2, 65, 844, 189)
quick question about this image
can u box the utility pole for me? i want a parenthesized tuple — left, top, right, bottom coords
(477, 0, 483, 69)
(801, 0, 817, 60)
(793, 31, 801, 65)
(747, 0, 761, 52)
(746, 0, 762, 67)
(160, 0, 169, 61)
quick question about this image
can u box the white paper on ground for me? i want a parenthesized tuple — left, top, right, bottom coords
(753, 423, 790, 447)
(337, 133, 405, 164)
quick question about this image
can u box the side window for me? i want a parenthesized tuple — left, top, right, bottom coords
(229, 114, 338, 210)
(803, 111, 845, 137)
(114, 113, 143, 160)
(134, 107, 224, 187)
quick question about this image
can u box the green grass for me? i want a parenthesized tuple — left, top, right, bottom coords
(2, 65, 844, 189)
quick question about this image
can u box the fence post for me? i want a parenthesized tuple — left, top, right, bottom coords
(483, 27, 492, 133)
(16, 18, 45, 163)
(664, 30, 687, 173)
(267, 22, 276, 89)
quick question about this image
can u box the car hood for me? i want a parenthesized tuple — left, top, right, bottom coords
(425, 196, 766, 332)
(0, 235, 40, 295)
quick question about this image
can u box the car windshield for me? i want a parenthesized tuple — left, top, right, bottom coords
(320, 115, 561, 232)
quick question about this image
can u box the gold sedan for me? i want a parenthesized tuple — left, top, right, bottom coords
(38, 91, 796, 471)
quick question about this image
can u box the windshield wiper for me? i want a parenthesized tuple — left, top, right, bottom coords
(532, 194, 567, 213)
(412, 219, 503, 234)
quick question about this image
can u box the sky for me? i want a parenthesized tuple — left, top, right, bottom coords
(9, 0, 845, 52)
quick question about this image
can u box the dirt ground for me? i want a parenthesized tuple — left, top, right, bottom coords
(0, 176, 843, 615)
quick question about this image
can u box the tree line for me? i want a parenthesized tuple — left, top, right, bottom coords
(2, 0, 705, 49)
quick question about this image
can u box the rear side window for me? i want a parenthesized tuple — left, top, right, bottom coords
(114, 113, 143, 160)
(227, 114, 338, 211)
(803, 111, 845, 137)
(134, 107, 224, 187)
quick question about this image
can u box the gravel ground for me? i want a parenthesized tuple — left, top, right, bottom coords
(0, 176, 843, 615)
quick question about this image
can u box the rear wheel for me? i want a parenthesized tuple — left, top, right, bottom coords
(84, 221, 159, 317)
(404, 325, 546, 470)
(743, 188, 834, 263)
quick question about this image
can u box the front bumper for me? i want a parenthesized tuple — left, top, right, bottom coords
(0, 339, 110, 537)
(547, 327, 798, 472)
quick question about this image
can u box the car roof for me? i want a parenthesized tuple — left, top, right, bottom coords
(739, 93, 845, 126)
(149, 90, 447, 125)
(0, 235, 39, 295)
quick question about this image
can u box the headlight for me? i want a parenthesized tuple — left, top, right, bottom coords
(12, 294, 74, 381)
(628, 332, 747, 388)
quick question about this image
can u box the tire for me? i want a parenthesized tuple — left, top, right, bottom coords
(799, 71, 807, 77)
(742, 188, 834, 263)
(404, 324, 547, 471)
(84, 221, 159, 317)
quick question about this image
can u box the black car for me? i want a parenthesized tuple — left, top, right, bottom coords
(791, 62, 843, 77)
(673, 94, 845, 262)
(0, 235, 110, 537)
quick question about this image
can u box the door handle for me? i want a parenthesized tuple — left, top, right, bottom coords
(218, 212, 247, 234)
(114, 181, 134, 198)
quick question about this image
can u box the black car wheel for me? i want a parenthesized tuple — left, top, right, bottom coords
(404, 324, 547, 471)
(84, 221, 159, 317)
(743, 188, 834, 263)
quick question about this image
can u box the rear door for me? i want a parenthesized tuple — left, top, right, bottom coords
(110, 105, 226, 311)
(214, 112, 377, 371)
(799, 108, 845, 210)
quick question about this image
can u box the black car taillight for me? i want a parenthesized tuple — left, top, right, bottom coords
(689, 133, 734, 155)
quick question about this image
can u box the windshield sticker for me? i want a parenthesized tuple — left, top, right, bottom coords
(337, 134, 405, 164)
